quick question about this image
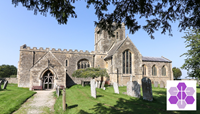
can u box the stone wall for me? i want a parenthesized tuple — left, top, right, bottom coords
(142, 61, 172, 86)
(0, 78, 18, 84)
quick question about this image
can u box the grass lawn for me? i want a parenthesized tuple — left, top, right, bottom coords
(0, 83, 36, 114)
(54, 84, 200, 114)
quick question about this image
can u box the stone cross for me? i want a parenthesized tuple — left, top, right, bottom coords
(3, 81, 8, 89)
(160, 81, 165, 88)
(127, 81, 141, 98)
(90, 79, 96, 98)
(142, 77, 153, 101)
(154, 81, 158, 88)
(130, 75, 133, 81)
(113, 82, 119, 94)
(101, 81, 105, 89)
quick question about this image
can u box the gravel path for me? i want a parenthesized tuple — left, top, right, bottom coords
(14, 90, 56, 114)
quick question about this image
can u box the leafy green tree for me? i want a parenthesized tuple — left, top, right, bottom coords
(0, 65, 17, 78)
(172, 67, 182, 80)
(72, 67, 109, 79)
(181, 29, 200, 79)
(12, 0, 200, 39)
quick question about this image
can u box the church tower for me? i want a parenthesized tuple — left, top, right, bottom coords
(94, 23, 126, 53)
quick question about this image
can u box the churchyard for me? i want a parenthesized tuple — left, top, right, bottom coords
(0, 83, 36, 114)
(0, 80, 200, 114)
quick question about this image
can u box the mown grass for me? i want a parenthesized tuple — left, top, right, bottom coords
(0, 83, 36, 114)
(54, 84, 200, 114)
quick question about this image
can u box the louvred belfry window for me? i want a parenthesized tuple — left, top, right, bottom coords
(77, 59, 90, 69)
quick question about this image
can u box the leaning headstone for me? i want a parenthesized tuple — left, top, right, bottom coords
(160, 81, 165, 88)
(127, 81, 141, 98)
(90, 79, 96, 98)
(97, 81, 101, 88)
(154, 81, 158, 87)
(142, 77, 153, 101)
(3, 81, 8, 89)
(113, 82, 119, 94)
(101, 81, 105, 89)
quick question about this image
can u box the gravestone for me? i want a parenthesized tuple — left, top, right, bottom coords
(90, 79, 96, 98)
(101, 81, 105, 89)
(154, 81, 158, 87)
(95, 81, 98, 88)
(0, 81, 1, 90)
(56, 86, 60, 97)
(142, 77, 153, 101)
(103, 87, 106, 90)
(3, 81, 8, 89)
(127, 81, 141, 98)
(62, 88, 66, 111)
(97, 81, 101, 88)
(160, 81, 165, 88)
(113, 82, 119, 94)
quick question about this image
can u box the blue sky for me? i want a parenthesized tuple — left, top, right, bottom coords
(0, 1, 190, 79)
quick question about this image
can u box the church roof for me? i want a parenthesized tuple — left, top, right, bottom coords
(142, 56, 172, 63)
(104, 38, 126, 60)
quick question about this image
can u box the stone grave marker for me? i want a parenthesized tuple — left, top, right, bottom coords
(103, 87, 106, 90)
(154, 81, 158, 87)
(127, 81, 141, 98)
(3, 81, 8, 89)
(160, 81, 165, 88)
(142, 77, 153, 101)
(97, 81, 101, 88)
(113, 82, 119, 94)
(101, 81, 105, 89)
(90, 79, 96, 98)
(95, 81, 98, 88)
(56, 86, 60, 97)
(0, 80, 1, 90)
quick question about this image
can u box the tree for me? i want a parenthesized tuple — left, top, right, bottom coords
(72, 67, 109, 79)
(0, 65, 17, 78)
(12, 0, 200, 39)
(172, 67, 182, 80)
(180, 29, 200, 79)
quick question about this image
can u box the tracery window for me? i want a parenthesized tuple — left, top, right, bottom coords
(77, 59, 90, 69)
(123, 50, 132, 74)
(152, 65, 157, 76)
(162, 66, 166, 76)
(142, 65, 146, 75)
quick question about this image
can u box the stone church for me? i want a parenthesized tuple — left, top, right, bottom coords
(17, 23, 173, 90)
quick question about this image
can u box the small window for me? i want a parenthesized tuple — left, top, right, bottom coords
(116, 32, 118, 39)
(142, 65, 146, 75)
(162, 66, 166, 76)
(152, 65, 157, 76)
(66, 60, 68, 66)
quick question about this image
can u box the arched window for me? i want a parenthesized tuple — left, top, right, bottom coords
(66, 60, 68, 66)
(123, 50, 132, 74)
(77, 59, 90, 69)
(162, 66, 166, 76)
(116, 32, 118, 39)
(142, 65, 146, 75)
(152, 65, 157, 76)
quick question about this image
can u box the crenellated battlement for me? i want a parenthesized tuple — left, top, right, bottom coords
(20, 44, 104, 54)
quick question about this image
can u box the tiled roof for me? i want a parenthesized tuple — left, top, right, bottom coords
(104, 39, 126, 60)
(142, 56, 171, 63)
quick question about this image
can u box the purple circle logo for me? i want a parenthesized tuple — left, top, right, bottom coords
(168, 82, 195, 109)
